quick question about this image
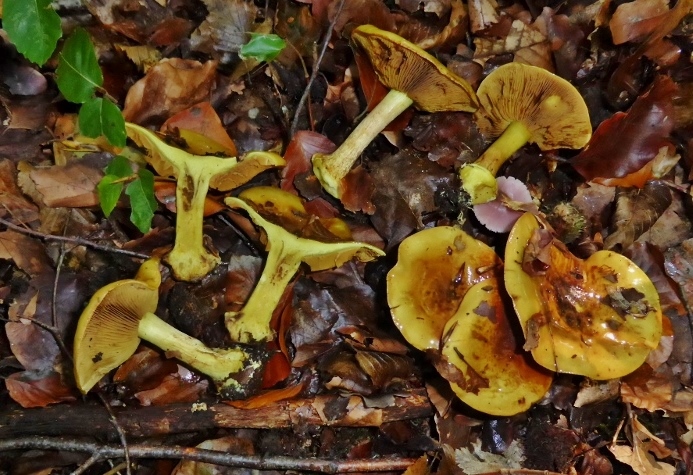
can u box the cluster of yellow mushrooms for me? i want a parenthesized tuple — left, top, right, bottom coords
(73, 25, 663, 415)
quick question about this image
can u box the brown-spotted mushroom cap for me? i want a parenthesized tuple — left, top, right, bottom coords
(460, 63, 591, 204)
(440, 277, 553, 416)
(504, 212, 663, 380)
(386, 226, 501, 351)
(312, 25, 479, 200)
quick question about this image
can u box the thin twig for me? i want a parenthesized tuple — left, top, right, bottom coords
(0, 437, 419, 474)
(97, 394, 132, 475)
(289, 0, 347, 138)
(0, 217, 150, 259)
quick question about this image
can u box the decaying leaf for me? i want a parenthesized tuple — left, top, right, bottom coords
(5, 371, 77, 408)
(474, 19, 551, 69)
(468, 0, 500, 33)
(610, 0, 670, 45)
(609, 415, 676, 475)
(604, 181, 672, 251)
(455, 439, 525, 474)
(27, 159, 104, 208)
(189, 0, 257, 62)
(122, 58, 218, 125)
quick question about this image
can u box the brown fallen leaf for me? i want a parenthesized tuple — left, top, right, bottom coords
(610, 0, 670, 45)
(468, 0, 500, 33)
(5, 371, 77, 409)
(0, 231, 53, 276)
(123, 58, 218, 125)
(28, 160, 104, 208)
(0, 160, 40, 224)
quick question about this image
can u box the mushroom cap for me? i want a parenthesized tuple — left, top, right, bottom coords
(474, 63, 592, 150)
(504, 213, 662, 380)
(225, 187, 384, 271)
(351, 25, 479, 113)
(441, 278, 553, 416)
(386, 226, 501, 351)
(73, 258, 162, 393)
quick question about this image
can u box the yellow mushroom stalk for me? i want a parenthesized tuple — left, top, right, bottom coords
(73, 258, 251, 394)
(460, 63, 592, 204)
(224, 187, 385, 343)
(313, 24, 478, 200)
(125, 123, 285, 282)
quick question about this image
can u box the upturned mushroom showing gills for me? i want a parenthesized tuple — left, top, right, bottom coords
(387, 226, 552, 415)
(73, 258, 250, 394)
(125, 122, 285, 282)
(224, 187, 385, 343)
(504, 212, 662, 380)
(312, 24, 478, 200)
(459, 63, 592, 204)
(386, 226, 501, 351)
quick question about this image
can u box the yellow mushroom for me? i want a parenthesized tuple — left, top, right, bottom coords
(504, 212, 662, 379)
(73, 258, 250, 394)
(460, 63, 591, 204)
(313, 24, 478, 200)
(125, 123, 285, 282)
(224, 187, 385, 343)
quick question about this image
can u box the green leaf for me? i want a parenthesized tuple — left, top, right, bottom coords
(3, 0, 62, 66)
(239, 33, 286, 62)
(56, 28, 103, 103)
(97, 175, 124, 217)
(79, 97, 127, 147)
(105, 155, 134, 178)
(125, 169, 157, 233)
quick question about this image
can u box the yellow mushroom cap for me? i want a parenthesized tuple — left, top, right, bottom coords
(441, 278, 553, 416)
(474, 63, 592, 150)
(504, 213, 662, 380)
(73, 258, 161, 393)
(386, 226, 501, 351)
(351, 25, 479, 113)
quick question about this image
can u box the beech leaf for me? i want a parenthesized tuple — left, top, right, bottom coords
(125, 169, 157, 233)
(239, 33, 287, 62)
(3, 0, 62, 66)
(79, 97, 127, 147)
(56, 28, 104, 104)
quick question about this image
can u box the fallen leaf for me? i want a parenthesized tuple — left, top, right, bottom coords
(610, 0, 670, 45)
(189, 0, 256, 62)
(6, 371, 77, 408)
(161, 102, 237, 156)
(122, 58, 218, 125)
(28, 160, 104, 208)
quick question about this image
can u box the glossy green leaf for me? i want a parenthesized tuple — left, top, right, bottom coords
(125, 169, 157, 233)
(3, 0, 62, 66)
(56, 28, 103, 103)
(239, 33, 286, 62)
(79, 97, 127, 147)
(97, 156, 133, 217)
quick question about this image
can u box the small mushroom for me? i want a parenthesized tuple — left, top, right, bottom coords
(125, 122, 285, 282)
(73, 258, 250, 394)
(387, 226, 500, 351)
(504, 212, 663, 380)
(312, 25, 478, 200)
(224, 187, 385, 343)
(440, 278, 553, 416)
(460, 63, 591, 204)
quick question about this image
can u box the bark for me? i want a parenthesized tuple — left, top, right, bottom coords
(2, 389, 432, 440)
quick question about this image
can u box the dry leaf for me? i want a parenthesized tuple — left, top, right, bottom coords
(28, 161, 103, 208)
(123, 58, 218, 125)
(0, 159, 40, 224)
(189, 0, 256, 61)
(473, 19, 547, 65)
(468, 0, 500, 32)
(0, 231, 52, 276)
(610, 0, 670, 45)
(5, 371, 77, 408)
(455, 439, 525, 474)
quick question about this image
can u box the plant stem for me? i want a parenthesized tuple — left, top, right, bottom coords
(312, 89, 413, 198)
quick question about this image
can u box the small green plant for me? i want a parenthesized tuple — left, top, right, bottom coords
(97, 156, 157, 234)
(239, 33, 286, 62)
(3, 0, 154, 231)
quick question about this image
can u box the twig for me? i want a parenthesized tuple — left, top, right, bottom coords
(289, 0, 347, 138)
(0, 437, 419, 474)
(96, 393, 132, 475)
(0, 217, 150, 259)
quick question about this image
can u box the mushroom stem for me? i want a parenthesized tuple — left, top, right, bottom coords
(225, 243, 302, 343)
(138, 312, 248, 384)
(459, 121, 532, 205)
(165, 163, 226, 281)
(474, 120, 533, 175)
(312, 89, 413, 198)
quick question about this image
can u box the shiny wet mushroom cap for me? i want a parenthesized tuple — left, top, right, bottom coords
(504, 212, 663, 380)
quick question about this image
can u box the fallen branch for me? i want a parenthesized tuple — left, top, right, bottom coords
(0, 437, 420, 474)
(2, 389, 433, 439)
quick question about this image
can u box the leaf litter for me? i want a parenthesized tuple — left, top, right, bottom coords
(0, 0, 693, 474)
